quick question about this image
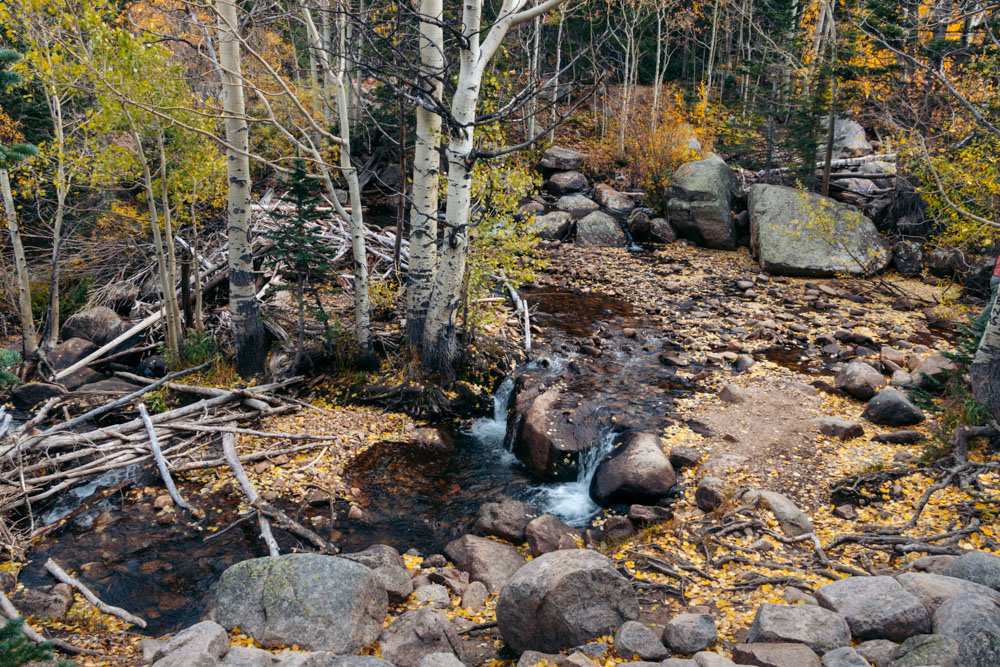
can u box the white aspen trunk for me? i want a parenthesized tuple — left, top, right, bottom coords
(526, 15, 541, 143)
(43, 88, 67, 350)
(549, 3, 565, 141)
(405, 0, 444, 345)
(651, 4, 664, 129)
(704, 0, 721, 106)
(191, 189, 204, 333)
(157, 131, 183, 349)
(1, 169, 38, 355)
(218, 0, 267, 376)
(972, 300, 1000, 422)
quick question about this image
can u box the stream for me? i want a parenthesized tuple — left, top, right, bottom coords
(19, 287, 695, 636)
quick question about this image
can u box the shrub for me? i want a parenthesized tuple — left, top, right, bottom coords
(0, 349, 21, 385)
(0, 618, 62, 667)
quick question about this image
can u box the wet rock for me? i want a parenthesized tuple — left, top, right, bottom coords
(593, 184, 636, 216)
(416, 653, 463, 667)
(373, 565, 415, 603)
(944, 551, 1000, 590)
(414, 583, 451, 609)
(821, 647, 870, 667)
(61, 306, 127, 345)
(669, 446, 701, 469)
(546, 171, 588, 194)
(932, 594, 1000, 644)
(540, 146, 587, 171)
(508, 384, 598, 480)
(11, 382, 66, 407)
(590, 432, 677, 506)
(741, 490, 813, 537)
(732, 642, 821, 666)
(663, 613, 718, 654)
(145, 621, 230, 663)
(496, 549, 639, 654)
(443, 534, 526, 594)
(460, 581, 488, 611)
(614, 621, 668, 660)
(896, 572, 1000, 615)
(575, 211, 627, 248)
(220, 646, 279, 666)
(557, 195, 600, 218)
(835, 361, 887, 401)
(887, 634, 958, 667)
(955, 628, 1000, 667)
(214, 554, 387, 653)
(525, 514, 582, 556)
(472, 499, 539, 542)
(815, 417, 864, 440)
(626, 209, 653, 241)
(749, 184, 889, 277)
(747, 602, 850, 653)
(861, 390, 925, 426)
(872, 430, 924, 445)
(855, 639, 898, 667)
(816, 576, 931, 641)
(532, 211, 574, 240)
(651, 218, 676, 242)
(891, 240, 923, 277)
(15, 584, 74, 619)
(380, 608, 462, 667)
(665, 157, 737, 250)
(696, 476, 726, 512)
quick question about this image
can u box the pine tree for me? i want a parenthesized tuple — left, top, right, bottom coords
(0, 618, 56, 667)
(264, 160, 342, 370)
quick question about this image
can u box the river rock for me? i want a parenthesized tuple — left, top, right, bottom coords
(373, 565, 415, 603)
(546, 171, 588, 194)
(831, 118, 873, 158)
(815, 416, 864, 440)
(891, 240, 923, 277)
(748, 184, 889, 277)
(695, 476, 725, 512)
(214, 554, 387, 653)
(144, 621, 230, 664)
(835, 361, 887, 400)
(910, 352, 958, 389)
(816, 576, 930, 641)
(663, 613, 718, 654)
(496, 549, 639, 654)
(887, 634, 958, 667)
(575, 211, 627, 248)
(665, 157, 737, 250)
(47, 337, 98, 372)
(380, 608, 462, 667)
(732, 642, 821, 666)
(895, 572, 1000, 615)
(669, 446, 701, 469)
(651, 218, 676, 242)
(821, 647, 870, 667)
(628, 504, 672, 523)
(342, 543, 406, 570)
(856, 639, 898, 667)
(472, 498, 539, 542)
(61, 306, 127, 346)
(956, 628, 1000, 667)
(932, 594, 1000, 644)
(861, 389, 925, 426)
(593, 184, 636, 215)
(11, 382, 66, 407)
(944, 550, 1000, 590)
(532, 211, 574, 240)
(889, 370, 913, 388)
(525, 514, 582, 556)
(508, 382, 599, 480)
(747, 602, 851, 653)
(740, 490, 813, 537)
(220, 646, 279, 666)
(614, 621, 668, 661)
(557, 194, 600, 218)
(443, 534, 526, 594)
(541, 146, 587, 171)
(589, 432, 677, 506)
(626, 209, 653, 241)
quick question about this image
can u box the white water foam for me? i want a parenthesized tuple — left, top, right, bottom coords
(467, 376, 517, 466)
(529, 429, 617, 527)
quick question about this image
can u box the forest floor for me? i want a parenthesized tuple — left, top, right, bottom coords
(14, 241, 1000, 666)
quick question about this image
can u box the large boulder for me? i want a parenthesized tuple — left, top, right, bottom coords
(525, 514, 581, 556)
(589, 432, 677, 506)
(593, 184, 636, 216)
(861, 389, 925, 426)
(614, 621, 668, 661)
(748, 184, 890, 277)
(663, 613, 718, 654)
(888, 634, 959, 667)
(143, 622, 230, 664)
(746, 602, 851, 653)
(944, 551, 1000, 590)
(507, 382, 600, 481)
(557, 195, 600, 218)
(831, 118, 873, 158)
(956, 629, 1000, 667)
(816, 576, 931, 642)
(11, 382, 66, 407)
(47, 337, 98, 371)
(496, 549, 639, 654)
(665, 158, 737, 250)
(61, 306, 127, 346)
(892, 240, 923, 277)
(546, 171, 588, 194)
(472, 499, 539, 542)
(895, 572, 1000, 615)
(443, 534, 526, 594)
(932, 594, 1000, 644)
(213, 554, 387, 653)
(910, 353, 958, 389)
(379, 608, 462, 667)
(531, 211, 573, 240)
(835, 360, 887, 400)
(575, 211, 627, 248)
(541, 146, 587, 171)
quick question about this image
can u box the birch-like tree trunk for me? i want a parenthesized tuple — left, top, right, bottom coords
(405, 0, 444, 346)
(0, 169, 38, 355)
(973, 300, 1000, 422)
(157, 130, 184, 347)
(43, 87, 67, 350)
(218, 0, 267, 376)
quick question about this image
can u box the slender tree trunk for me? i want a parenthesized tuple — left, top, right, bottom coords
(405, 0, 444, 346)
(191, 186, 204, 333)
(548, 3, 565, 142)
(705, 0, 721, 106)
(972, 303, 1000, 422)
(157, 130, 183, 351)
(43, 88, 67, 350)
(526, 15, 541, 143)
(219, 0, 267, 376)
(0, 169, 37, 356)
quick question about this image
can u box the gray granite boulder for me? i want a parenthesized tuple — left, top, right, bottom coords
(944, 551, 1000, 590)
(443, 534, 526, 594)
(379, 608, 461, 667)
(590, 432, 677, 506)
(575, 211, 627, 248)
(861, 390, 925, 426)
(541, 146, 587, 171)
(747, 602, 850, 653)
(614, 621, 668, 661)
(887, 634, 958, 667)
(932, 594, 1000, 644)
(663, 613, 717, 654)
(666, 158, 737, 250)
(895, 572, 1000, 615)
(532, 211, 573, 240)
(816, 576, 930, 642)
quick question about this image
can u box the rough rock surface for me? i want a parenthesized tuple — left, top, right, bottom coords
(835, 360, 887, 400)
(815, 417, 864, 441)
(525, 514, 582, 556)
(955, 628, 1000, 667)
(740, 490, 813, 537)
(665, 158, 737, 250)
(746, 602, 851, 653)
(732, 642, 822, 666)
(496, 549, 639, 654)
(145, 622, 230, 664)
(61, 306, 127, 345)
(508, 382, 599, 480)
(443, 534, 526, 594)
(614, 621, 668, 661)
(932, 594, 1000, 644)
(831, 118, 873, 158)
(546, 171, 588, 194)
(816, 576, 930, 642)
(472, 499, 539, 542)
(540, 146, 587, 171)
(575, 211, 627, 248)
(821, 646, 870, 667)
(593, 184, 636, 216)
(663, 613, 718, 654)
(214, 554, 387, 653)
(532, 211, 574, 240)
(589, 432, 677, 506)
(748, 184, 889, 277)
(557, 195, 600, 218)
(887, 634, 959, 667)
(943, 550, 1000, 590)
(895, 572, 1000, 615)
(379, 608, 462, 667)
(861, 389, 925, 426)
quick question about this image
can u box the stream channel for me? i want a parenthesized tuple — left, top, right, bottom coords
(19, 288, 699, 636)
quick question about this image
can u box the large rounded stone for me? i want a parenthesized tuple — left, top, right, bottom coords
(895, 572, 1000, 615)
(663, 613, 717, 654)
(496, 549, 639, 654)
(665, 157, 736, 250)
(540, 146, 587, 171)
(816, 576, 930, 642)
(932, 594, 1000, 644)
(888, 634, 959, 667)
(532, 211, 573, 240)
(944, 551, 1000, 590)
(746, 602, 851, 653)
(214, 554, 387, 653)
(61, 306, 127, 346)
(614, 620, 668, 661)
(956, 629, 1000, 667)
(835, 360, 887, 401)
(379, 608, 461, 667)
(590, 432, 677, 506)
(546, 171, 588, 194)
(443, 534, 526, 594)
(472, 499, 539, 542)
(575, 211, 626, 248)
(861, 389, 925, 426)
(557, 195, 600, 218)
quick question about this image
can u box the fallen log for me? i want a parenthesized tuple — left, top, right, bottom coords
(43, 558, 148, 628)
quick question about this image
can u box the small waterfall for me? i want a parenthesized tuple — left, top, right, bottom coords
(530, 429, 618, 527)
(468, 376, 517, 465)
